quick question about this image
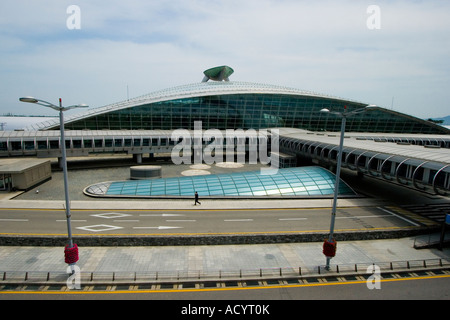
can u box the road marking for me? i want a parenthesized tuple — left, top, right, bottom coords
(278, 218, 308, 221)
(0, 219, 28, 222)
(224, 219, 254, 222)
(336, 215, 391, 219)
(377, 207, 420, 226)
(133, 226, 182, 230)
(91, 213, 132, 219)
(113, 220, 140, 222)
(76, 225, 124, 232)
(165, 220, 196, 222)
(139, 214, 185, 217)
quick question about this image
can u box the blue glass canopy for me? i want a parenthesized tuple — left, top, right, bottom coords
(84, 166, 355, 198)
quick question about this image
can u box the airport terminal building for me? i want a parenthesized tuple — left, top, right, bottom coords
(1, 66, 449, 195)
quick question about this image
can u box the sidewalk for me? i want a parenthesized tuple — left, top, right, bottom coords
(0, 235, 449, 277)
(0, 197, 385, 210)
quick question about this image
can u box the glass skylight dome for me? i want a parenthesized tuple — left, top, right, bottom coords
(84, 166, 356, 198)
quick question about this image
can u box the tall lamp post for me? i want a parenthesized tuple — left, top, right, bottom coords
(19, 97, 88, 270)
(320, 104, 376, 270)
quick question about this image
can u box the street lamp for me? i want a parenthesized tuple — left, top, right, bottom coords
(320, 104, 376, 270)
(19, 97, 88, 271)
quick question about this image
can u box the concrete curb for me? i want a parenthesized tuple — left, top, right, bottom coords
(0, 226, 438, 247)
(0, 198, 387, 210)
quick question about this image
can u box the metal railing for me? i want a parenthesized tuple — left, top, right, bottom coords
(1, 257, 449, 286)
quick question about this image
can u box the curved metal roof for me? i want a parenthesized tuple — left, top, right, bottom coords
(24, 81, 366, 131)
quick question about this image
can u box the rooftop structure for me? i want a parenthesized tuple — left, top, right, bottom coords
(202, 65, 234, 82)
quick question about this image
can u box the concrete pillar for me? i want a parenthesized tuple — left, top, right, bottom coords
(135, 153, 142, 164)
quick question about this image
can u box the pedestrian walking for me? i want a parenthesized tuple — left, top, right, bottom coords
(194, 191, 201, 205)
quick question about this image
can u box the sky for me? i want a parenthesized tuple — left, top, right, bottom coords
(0, 0, 449, 120)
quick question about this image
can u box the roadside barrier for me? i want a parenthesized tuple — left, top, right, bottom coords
(1, 257, 449, 286)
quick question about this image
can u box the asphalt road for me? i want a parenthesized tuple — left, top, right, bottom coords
(0, 206, 419, 236)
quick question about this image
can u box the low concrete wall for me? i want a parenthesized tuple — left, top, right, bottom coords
(0, 227, 438, 247)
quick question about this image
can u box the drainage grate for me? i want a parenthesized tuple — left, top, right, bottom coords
(160, 283, 175, 289)
(244, 280, 260, 287)
(92, 285, 108, 291)
(203, 281, 218, 288)
(224, 281, 239, 287)
(138, 284, 152, 290)
(115, 285, 131, 291)
(304, 277, 320, 283)
(180, 282, 196, 289)
(285, 278, 301, 284)
(431, 269, 446, 275)
(323, 276, 339, 282)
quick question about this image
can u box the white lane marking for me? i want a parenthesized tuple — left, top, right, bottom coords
(139, 214, 185, 217)
(133, 226, 182, 230)
(278, 218, 308, 221)
(0, 219, 29, 222)
(113, 220, 140, 222)
(335, 215, 391, 219)
(224, 219, 254, 222)
(165, 220, 196, 222)
(377, 207, 420, 226)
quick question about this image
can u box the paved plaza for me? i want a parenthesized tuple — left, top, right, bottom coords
(0, 236, 449, 277)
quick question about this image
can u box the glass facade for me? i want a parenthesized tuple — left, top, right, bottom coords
(39, 82, 448, 134)
(84, 166, 356, 198)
